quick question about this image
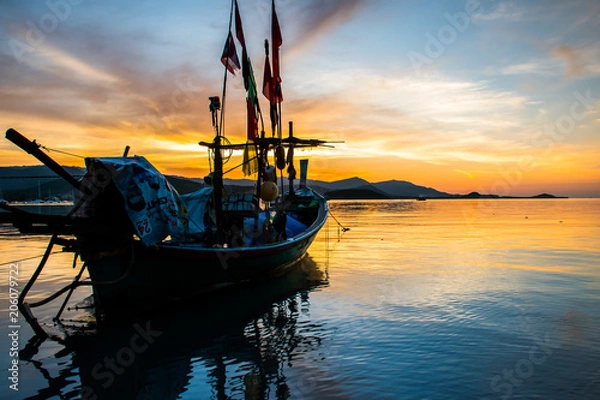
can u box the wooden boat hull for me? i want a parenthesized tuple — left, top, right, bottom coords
(84, 196, 328, 314)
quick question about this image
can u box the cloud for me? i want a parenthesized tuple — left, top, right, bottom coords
(496, 61, 560, 77)
(294, 67, 531, 132)
(472, 2, 524, 22)
(282, 67, 534, 169)
(486, 44, 597, 80)
(283, 0, 367, 54)
(357, 72, 527, 131)
(24, 44, 121, 84)
(550, 45, 582, 79)
(0, 18, 225, 137)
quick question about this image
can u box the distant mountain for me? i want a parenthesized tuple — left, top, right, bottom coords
(223, 178, 255, 187)
(532, 193, 562, 199)
(0, 166, 84, 201)
(325, 186, 389, 199)
(462, 191, 566, 199)
(0, 165, 85, 192)
(166, 176, 205, 195)
(0, 166, 564, 201)
(306, 177, 370, 195)
(372, 180, 452, 198)
(463, 191, 500, 199)
(311, 177, 370, 190)
(0, 166, 206, 200)
(220, 177, 383, 198)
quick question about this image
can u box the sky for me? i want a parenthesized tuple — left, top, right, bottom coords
(0, 0, 599, 197)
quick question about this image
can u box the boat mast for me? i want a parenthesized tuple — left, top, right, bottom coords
(209, 97, 225, 244)
(219, 0, 235, 140)
(212, 0, 237, 245)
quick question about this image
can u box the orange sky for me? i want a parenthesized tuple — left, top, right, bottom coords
(1, 0, 599, 197)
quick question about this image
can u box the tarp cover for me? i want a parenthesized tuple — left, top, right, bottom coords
(181, 187, 213, 240)
(87, 156, 190, 246)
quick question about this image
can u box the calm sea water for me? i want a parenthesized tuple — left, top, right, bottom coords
(1, 199, 599, 399)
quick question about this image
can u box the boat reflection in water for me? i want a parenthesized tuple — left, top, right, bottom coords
(26, 255, 329, 399)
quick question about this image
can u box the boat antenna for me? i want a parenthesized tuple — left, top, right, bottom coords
(209, 96, 221, 136)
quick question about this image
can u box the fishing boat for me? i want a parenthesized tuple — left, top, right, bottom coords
(0, 0, 337, 331)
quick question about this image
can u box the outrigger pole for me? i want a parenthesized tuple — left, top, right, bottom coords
(5, 128, 81, 190)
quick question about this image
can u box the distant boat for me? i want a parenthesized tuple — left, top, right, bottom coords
(0, 0, 337, 333)
(416, 195, 427, 201)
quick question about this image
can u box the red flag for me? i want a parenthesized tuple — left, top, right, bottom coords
(235, 0, 261, 142)
(234, 0, 246, 49)
(262, 46, 273, 102)
(221, 32, 240, 75)
(271, 0, 283, 102)
(235, 0, 251, 91)
(246, 97, 258, 141)
(262, 43, 278, 134)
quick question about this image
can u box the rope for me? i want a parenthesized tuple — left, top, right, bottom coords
(0, 175, 85, 179)
(223, 154, 259, 175)
(0, 251, 62, 267)
(40, 145, 85, 159)
(329, 211, 350, 232)
(28, 241, 136, 309)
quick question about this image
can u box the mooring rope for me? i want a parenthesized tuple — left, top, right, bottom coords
(0, 251, 63, 267)
(329, 211, 350, 232)
(40, 145, 85, 159)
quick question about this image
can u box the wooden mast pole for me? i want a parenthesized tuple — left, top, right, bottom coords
(213, 0, 236, 245)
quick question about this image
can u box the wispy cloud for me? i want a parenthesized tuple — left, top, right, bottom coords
(26, 44, 121, 84)
(472, 2, 524, 22)
(485, 43, 599, 80)
(496, 61, 561, 77)
(292, 69, 529, 133)
(283, 0, 367, 54)
(283, 67, 534, 169)
(0, 21, 221, 137)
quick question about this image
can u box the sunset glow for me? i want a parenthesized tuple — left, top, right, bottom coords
(1, 0, 599, 196)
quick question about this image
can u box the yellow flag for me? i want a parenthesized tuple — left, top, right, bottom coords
(242, 143, 259, 176)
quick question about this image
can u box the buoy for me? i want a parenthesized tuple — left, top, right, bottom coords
(264, 166, 277, 182)
(260, 181, 278, 201)
(275, 145, 286, 170)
